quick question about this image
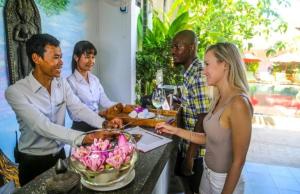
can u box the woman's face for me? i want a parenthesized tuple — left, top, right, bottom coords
(75, 51, 95, 72)
(204, 50, 227, 86)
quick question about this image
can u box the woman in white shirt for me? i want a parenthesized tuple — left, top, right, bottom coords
(67, 41, 117, 132)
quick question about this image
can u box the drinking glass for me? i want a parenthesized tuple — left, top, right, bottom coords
(152, 88, 166, 119)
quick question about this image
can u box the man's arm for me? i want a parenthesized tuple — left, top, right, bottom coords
(182, 74, 210, 175)
(5, 86, 83, 145)
(182, 113, 207, 175)
(64, 80, 105, 128)
(64, 80, 122, 129)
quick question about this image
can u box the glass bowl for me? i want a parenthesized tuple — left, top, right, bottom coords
(69, 130, 138, 187)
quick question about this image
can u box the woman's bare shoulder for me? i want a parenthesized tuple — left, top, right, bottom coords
(229, 94, 252, 115)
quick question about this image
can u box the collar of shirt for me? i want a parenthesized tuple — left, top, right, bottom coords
(183, 58, 199, 78)
(28, 71, 43, 93)
(74, 69, 93, 85)
(28, 72, 63, 93)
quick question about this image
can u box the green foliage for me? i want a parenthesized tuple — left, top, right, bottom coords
(136, 10, 188, 99)
(0, 0, 69, 13)
(136, 0, 289, 100)
(137, 12, 143, 50)
(136, 35, 184, 96)
(246, 62, 260, 73)
(270, 64, 283, 74)
(172, 0, 289, 58)
(249, 85, 257, 96)
(266, 41, 287, 57)
(37, 0, 70, 15)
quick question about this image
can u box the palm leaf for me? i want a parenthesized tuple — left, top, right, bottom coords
(168, 11, 190, 38)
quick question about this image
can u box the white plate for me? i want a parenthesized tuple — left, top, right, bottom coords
(81, 170, 135, 191)
(137, 112, 155, 119)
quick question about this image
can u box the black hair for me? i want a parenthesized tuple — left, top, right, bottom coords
(174, 30, 198, 45)
(71, 41, 97, 73)
(26, 33, 60, 68)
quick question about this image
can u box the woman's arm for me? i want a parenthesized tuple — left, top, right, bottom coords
(222, 97, 252, 194)
(155, 123, 206, 145)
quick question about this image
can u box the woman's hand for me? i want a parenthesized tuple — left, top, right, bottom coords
(155, 122, 179, 135)
(103, 118, 123, 128)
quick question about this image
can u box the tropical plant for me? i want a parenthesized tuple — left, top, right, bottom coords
(37, 0, 70, 15)
(246, 62, 260, 73)
(136, 9, 190, 101)
(169, 0, 289, 58)
(266, 41, 287, 57)
(136, 0, 289, 102)
(0, 0, 69, 14)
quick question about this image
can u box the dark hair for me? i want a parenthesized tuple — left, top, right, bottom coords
(26, 33, 60, 68)
(71, 41, 97, 73)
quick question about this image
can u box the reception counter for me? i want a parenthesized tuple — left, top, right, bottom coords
(13, 129, 178, 194)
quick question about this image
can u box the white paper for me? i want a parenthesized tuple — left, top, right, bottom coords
(125, 126, 172, 152)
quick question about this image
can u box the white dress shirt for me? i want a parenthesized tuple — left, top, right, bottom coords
(5, 72, 105, 156)
(67, 70, 116, 121)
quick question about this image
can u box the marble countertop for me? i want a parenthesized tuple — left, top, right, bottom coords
(13, 129, 177, 194)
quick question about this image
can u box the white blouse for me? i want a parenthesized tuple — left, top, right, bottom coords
(67, 70, 116, 121)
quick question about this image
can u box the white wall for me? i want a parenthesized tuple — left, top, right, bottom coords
(87, 0, 139, 104)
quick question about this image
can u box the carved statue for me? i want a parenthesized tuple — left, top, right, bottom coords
(5, 0, 41, 84)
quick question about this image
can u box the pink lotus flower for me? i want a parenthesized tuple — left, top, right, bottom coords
(118, 134, 127, 147)
(125, 155, 131, 163)
(106, 154, 124, 169)
(83, 152, 106, 171)
(71, 133, 135, 172)
(72, 146, 89, 160)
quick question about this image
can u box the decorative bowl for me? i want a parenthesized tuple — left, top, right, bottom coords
(69, 130, 138, 187)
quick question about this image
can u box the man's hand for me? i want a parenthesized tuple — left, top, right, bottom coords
(82, 129, 120, 145)
(98, 110, 107, 117)
(103, 118, 123, 128)
(181, 155, 194, 176)
(181, 142, 198, 176)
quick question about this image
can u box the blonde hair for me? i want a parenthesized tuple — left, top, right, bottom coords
(205, 42, 249, 94)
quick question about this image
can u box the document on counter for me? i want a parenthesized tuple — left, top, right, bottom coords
(125, 126, 172, 152)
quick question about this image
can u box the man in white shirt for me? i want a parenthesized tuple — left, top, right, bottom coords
(5, 33, 122, 186)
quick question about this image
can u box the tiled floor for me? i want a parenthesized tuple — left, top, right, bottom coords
(244, 116, 300, 194)
(244, 162, 300, 194)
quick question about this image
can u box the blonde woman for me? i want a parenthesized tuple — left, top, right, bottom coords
(156, 42, 253, 194)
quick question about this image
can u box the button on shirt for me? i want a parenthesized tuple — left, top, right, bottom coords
(5, 72, 105, 156)
(180, 58, 211, 154)
(182, 58, 210, 131)
(67, 70, 116, 121)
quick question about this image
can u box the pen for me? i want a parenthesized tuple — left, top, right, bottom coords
(143, 130, 164, 140)
(166, 118, 175, 124)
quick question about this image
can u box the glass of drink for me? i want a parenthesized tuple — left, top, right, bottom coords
(152, 88, 166, 119)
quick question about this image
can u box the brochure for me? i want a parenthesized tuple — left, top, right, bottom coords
(125, 126, 172, 152)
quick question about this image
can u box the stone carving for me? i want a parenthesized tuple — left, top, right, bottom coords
(4, 0, 41, 84)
